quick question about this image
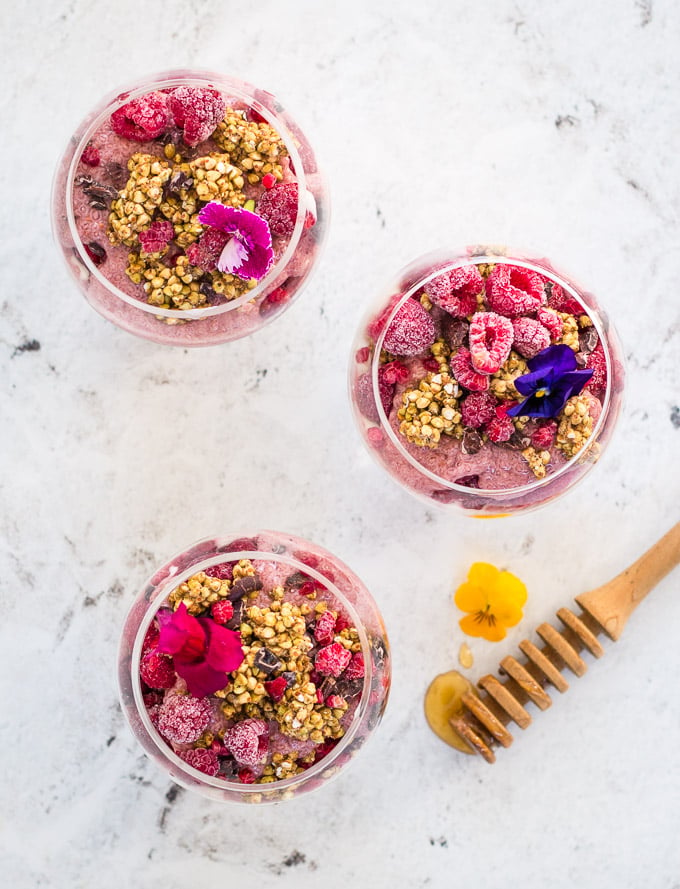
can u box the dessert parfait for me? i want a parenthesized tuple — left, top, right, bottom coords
(350, 248, 624, 515)
(118, 532, 390, 803)
(52, 70, 327, 345)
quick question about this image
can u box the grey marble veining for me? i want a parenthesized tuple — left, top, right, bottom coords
(2, 1, 680, 886)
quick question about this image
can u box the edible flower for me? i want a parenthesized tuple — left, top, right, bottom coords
(197, 201, 274, 281)
(156, 603, 244, 697)
(507, 344, 593, 419)
(454, 562, 527, 642)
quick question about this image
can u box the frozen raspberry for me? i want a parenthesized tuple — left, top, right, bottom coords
(205, 562, 234, 581)
(355, 346, 370, 364)
(142, 622, 160, 655)
(178, 747, 220, 777)
(138, 219, 175, 254)
(156, 694, 212, 744)
(84, 241, 107, 266)
(469, 312, 514, 374)
(546, 280, 583, 315)
(314, 610, 337, 645)
(511, 317, 551, 359)
(343, 652, 365, 681)
(315, 642, 352, 677)
(262, 172, 276, 189)
(325, 694, 346, 709)
(186, 228, 230, 272)
(460, 392, 497, 428)
(256, 183, 298, 236)
(383, 299, 436, 356)
(168, 87, 226, 146)
(531, 420, 558, 450)
(110, 92, 170, 141)
(536, 306, 563, 340)
(425, 266, 483, 318)
(354, 368, 395, 422)
(486, 265, 546, 317)
(264, 676, 287, 701)
(81, 143, 100, 166)
(381, 360, 410, 385)
(585, 343, 607, 391)
(211, 600, 234, 624)
(224, 719, 269, 766)
(140, 650, 176, 689)
(423, 357, 441, 373)
(485, 414, 515, 443)
(147, 704, 161, 730)
(450, 346, 490, 392)
(237, 767, 256, 784)
(334, 613, 351, 633)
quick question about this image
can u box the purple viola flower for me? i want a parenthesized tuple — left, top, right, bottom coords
(507, 344, 593, 419)
(197, 201, 274, 281)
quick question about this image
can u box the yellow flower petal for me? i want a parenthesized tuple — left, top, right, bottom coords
(494, 570, 527, 606)
(454, 581, 487, 613)
(467, 562, 500, 589)
(479, 621, 507, 642)
(459, 614, 487, 638)
(490, 599, 524, 627)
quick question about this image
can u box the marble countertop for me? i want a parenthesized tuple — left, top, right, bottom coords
(2, 0, 680, 886)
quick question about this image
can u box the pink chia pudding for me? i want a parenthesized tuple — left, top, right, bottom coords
(52, 70, 328, 346)
(350, 248, 625, 515)
(118, 532, 390, 803)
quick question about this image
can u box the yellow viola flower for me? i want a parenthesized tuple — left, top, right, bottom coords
(454, 562, 527, 642)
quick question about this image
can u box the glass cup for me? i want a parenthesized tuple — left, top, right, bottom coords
(52, 70, 328, 346)
(118, 531, 390, 803)
(349, 246, 625, 516)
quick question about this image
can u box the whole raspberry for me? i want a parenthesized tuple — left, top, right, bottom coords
(156, 694, 212, 744)
(138, 219, 175, 255)
(469, 312, 514, 373)
(460, 392, 497, 428)
(383, 299, 436, 356)
(511, 317, 551, 359)
(314, 610, 337, 645)
(424, 266, 483, 318)
(315, 642, 352, 677)
(205, 562, 234, 581)
(546, 280, 583, 315)
(224, 719, 269, 766)
(140, 650, 176, 690)
(256, 183, 299, 237)
(451, 346, 490, 392)
(211, 600, 234, 624)
(168, 87, 226, 146)
(142, 622, 160, 655)
(178, 747, 220, 777)
(343, 652, 365, 681)
(186, 228, 230, 271)
(485, 264, 546, 317)
(531, 420, 558, 450)
(264, 676, 287, 701)
(485, 414, 515, 443)
(536, 306, 563, 340)
(585, 343, 607, 391)
(354, 368, 395, 422)
(81, 143, 100, 166)
(325, 694, 347, 709)
(111, 92, 170, 141)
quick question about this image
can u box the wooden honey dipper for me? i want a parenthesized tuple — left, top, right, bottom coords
(445, 521, 680, 763)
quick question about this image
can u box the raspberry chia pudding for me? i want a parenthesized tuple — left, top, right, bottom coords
(118, 532, 390, 803)
(52, 70, 328, 346)
(350, 248, 625, 515)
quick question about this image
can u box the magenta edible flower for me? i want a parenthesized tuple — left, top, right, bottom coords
(196, 202, 274, 281)
(508, 344, 593, 419)
(156, 603, 244, 698)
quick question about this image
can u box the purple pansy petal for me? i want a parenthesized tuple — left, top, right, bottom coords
(198, 619, 245, 673)
(527, 344, 576, 376)
(514, 368, 551, 397)
(508, 346, 594, 419)
(217, 237, 249, 273)
(173, 659, 229, 698)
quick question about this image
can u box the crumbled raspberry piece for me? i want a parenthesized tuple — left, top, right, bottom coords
(546, 281, 583, 315)
(314, 610, 337, 645)
(425, 266, 483, 318)
(334, 613, 351, 633)
(315, 642, 352, 677)
(81, 143, 100, 166)
(343, 652, 365, 680)
(469, 312, 514, 373)
(454, 475, 481, 488)
(531, 420, 558, 450)
(265, 286, 289, 304)
(383, 299, 437, 356)
(355, 346, 370, 364)
(264, 676, 288, 701)
(585, 343, 607, 391)
(355, 368, 395, 422)
(168, 87, 226, 146)
(262, 173, 276, 189)
(367, 426, 385, 448)
(536, 306, 563, 340)
(423, 357, 441, 373)
(205, 562, 234, 581)
(143, 691, 162, 708)
(312, 739, 338, 764)
(110, 92, 170, 141)
(460, 392, 497, 428)
(485, 414, 515, 443)
(84, 241, 107, 266)
(224, 719, 269, 766)
(237, 767, 257, 784)
(316, 687, 325, 704)
(211, 600, 234, 624)
(138, 219, 175, 254)
(486, 265, 546, 316)
(381, 360, 410, 384)
(178, 747, 220, 776)
(511, 317, 551, 359)
(142, 622, 160, 655)
(451, 346, 490, 392)
(186, 228, 231, 271)
(140, 650, 176, 689)
(256, 183, 298, 236)
(156, 694, 212, 743)
(259, 286, 291, 317)
(325, 694, 346, 709)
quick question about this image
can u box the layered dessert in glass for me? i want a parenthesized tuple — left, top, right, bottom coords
(118, 532, 390, 803)
(349, 247, 624, 515)
(52, 70, 327, 345)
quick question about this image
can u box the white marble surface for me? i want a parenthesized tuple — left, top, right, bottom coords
(2, 0, 680, 886)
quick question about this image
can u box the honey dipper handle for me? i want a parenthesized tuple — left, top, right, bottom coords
(575, 520, 680, 640)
